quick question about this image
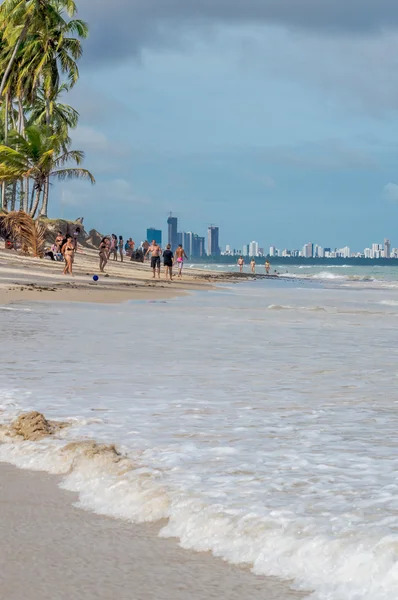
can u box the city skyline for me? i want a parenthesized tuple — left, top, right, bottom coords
(48, 1, 398, 249)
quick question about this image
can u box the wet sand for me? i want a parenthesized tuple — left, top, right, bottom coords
(0, 463, 303, 600)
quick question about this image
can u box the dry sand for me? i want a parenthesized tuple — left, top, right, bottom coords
(0, 463, 303, 600)
(0, 246, 247, 305)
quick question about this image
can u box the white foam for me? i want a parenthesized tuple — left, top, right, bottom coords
(2, 287, 398, 599)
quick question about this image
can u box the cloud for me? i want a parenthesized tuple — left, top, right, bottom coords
(79, 0, 398, 61)
(384, 182, 398, 202)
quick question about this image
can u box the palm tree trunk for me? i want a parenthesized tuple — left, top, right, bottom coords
(30, 186, 42, 219)
(1, 92, 9, 210)
(18, 96, 25, 134)
(0, 23, 29, 98)
(23, 177, 29, 212)
(29, 184, 35, 213)
(10, 181, 17, 211)
(39, 179, 49, 217)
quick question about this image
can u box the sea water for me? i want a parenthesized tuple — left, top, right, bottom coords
(1, 278, 398, 600)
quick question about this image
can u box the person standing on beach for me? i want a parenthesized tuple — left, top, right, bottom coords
(142, 240, 150, 257)
(109, 234, 118, 261)
(55, 231, 64, 253)
(73, 227, 80, 253)
(175, 244, 188, 278)
(62, 235, 75, 276)
(265, 260, 270, 275)
(99, 237, 109, 273)
(118, 235, 124, 262)
(250, 258, 256, 274)
(145, 240, 162, 279)
(237, 256, 244, 273)
(163, 244, 174, 281)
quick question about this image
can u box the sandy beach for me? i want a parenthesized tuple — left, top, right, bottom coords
(0, 246, 242, 304)
(0, 462, 302, 600)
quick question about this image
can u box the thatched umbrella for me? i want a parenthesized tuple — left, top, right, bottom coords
(2, 211, 47, 257)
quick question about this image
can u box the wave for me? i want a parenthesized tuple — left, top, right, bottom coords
(0, 306, 32, 312)
(1, 417, 397, 600)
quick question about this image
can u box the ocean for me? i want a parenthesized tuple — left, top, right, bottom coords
(1, 269, 398, 600)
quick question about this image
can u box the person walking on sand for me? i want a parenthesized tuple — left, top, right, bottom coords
(99, 237, 109, 273)
(62, 235, 75, 276)
(175, 244, 188, 278)
(250, 258, 256, 274)
(163, 244, 174, 281)
(265, 260, 271, 275)
(237, 256, 244, 273)
(145, 240, 162, 279)
(118, 235, 124, 262)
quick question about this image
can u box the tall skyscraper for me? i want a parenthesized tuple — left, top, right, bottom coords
(249, 241, 259, 257)
(384, 238, 391, 258)
(167, 213, 178, 250)
(303, 242, 313, 258)
(207, 226, 220, 256)
(146, 228, 162, 245)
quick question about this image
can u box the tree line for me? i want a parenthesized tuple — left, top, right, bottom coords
(0, 0, 95, 218)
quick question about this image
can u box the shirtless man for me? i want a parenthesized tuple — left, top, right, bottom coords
(174, 244, 188, 278)
(145, 240, 162, 279)
(237, 256, 244, 273)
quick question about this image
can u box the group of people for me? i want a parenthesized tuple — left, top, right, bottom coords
(237, 257, 271, 275)
(97, 236, 188, 280)
(49, 227, 81, 276)
(144, 240, 188, 280)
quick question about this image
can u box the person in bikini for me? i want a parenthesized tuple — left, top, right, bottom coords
(55, 231, 64, 253)
(62, 234, 75, 276)
(145, 240, 162, 279)
(118, 235, 124, 262)
(250, 258, 256, 274)
(175, 244, 188, 278)
(99, 237, 109, 273)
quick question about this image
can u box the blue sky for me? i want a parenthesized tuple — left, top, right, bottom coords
(50, 1, 398, 252)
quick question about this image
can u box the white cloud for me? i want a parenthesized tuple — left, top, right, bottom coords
(384, 182, 398, 202)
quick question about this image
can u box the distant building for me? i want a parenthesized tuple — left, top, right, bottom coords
(303, 242, 313, 258)
(242, 245, 249, 256)
(207, 226, 220, 256)
(269, 245, 277, 257)
(384, 238, 391, 259)
(167, 213, 178, 250)
(147, 228, 162, 246)
(249, 241, 259, 257)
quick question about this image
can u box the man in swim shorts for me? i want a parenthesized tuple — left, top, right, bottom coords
(174, 244, 188, 278)
(145, 239, 162, 279)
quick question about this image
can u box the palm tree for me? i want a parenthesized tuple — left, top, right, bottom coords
(29, 84, 80, 216)
(0, 124, 95, 218)
(0, 0, 79, 98)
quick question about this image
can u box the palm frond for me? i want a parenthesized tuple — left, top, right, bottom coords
(2, 210, 47, 257)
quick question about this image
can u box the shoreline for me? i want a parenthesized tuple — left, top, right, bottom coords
(0, 461, 303, 600)
(0, 247, 265, 305)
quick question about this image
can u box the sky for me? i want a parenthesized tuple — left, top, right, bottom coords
(49, 0, 398, 252)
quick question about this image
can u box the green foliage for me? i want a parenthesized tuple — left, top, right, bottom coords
(0, 0, 93, 215)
